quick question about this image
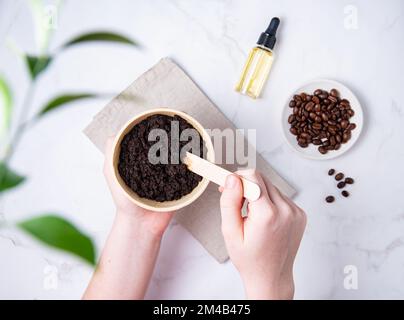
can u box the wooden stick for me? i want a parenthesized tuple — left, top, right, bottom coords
(184, 152, 261, 201)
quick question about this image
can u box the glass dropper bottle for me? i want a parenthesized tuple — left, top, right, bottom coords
(235, 17, 280, 99)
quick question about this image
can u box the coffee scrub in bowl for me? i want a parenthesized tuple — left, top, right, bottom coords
(111, 108, 215, 212)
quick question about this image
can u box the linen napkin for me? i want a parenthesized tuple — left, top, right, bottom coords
(83, 58, 296, 263)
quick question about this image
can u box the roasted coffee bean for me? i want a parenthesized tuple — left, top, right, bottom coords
(348, 123, 356, 130)
(337, 181, 346, 189)
(340, 119, 349, 129)
(342, 131, 351, 143)
(300, 132, 310, 139)
(313, 139, 322, 145)
(324, 99, 332, 106)
(325, 195, 335, 203)
(298, 141, 308, 148)
(334, 143, 341, 150)
(328, 124, 337, 130)
(312, 96, 320, 104)
(319, 131, 327, 139)
(314, 89, 323, 96)
(319, 93, 328, 100)
(345, 177, 354, 184)
(328, 95, 338, 103)
(318, 146, 327, 154)
(335, 172, 344, 181)
(288, 115, 295, 124)
(290, 127, 298, 135)
(305, 102, 315, 111)
(289, 100, 296, 108)
(328, 168, 335, 176)
(341, 190, 349, 197)
(294, 94, 301, 101)
(330, 88, 339, 97)
(312, 122, 322, 130)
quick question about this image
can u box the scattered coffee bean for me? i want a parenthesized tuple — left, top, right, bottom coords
(287, 88, 356, 155)
(341, 190, 350, 197)
(337, 181, 346, 189)
(328, 168, 335, 176)
(335, 172, 344, 181)
(345, 177, 354, 184)
(326, 196, 335, 203)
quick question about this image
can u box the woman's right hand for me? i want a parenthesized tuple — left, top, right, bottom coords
(219, 170, 306, 300)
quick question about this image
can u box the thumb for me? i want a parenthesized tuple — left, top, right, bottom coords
(220, 174, 244, 240)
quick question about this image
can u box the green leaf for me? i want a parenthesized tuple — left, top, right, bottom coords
(63, 31, 138, 48)
(18, 215, 96, 265)
(0, 162, 25, 193)
(38, 93, 96, 116)
(0, 76, 13, 133)
(25, 55, 52, 79)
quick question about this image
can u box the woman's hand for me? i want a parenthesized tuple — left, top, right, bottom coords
(219, 170, 306, 300)
(83, 138, 173, 300)
(103, 137, 173, 238)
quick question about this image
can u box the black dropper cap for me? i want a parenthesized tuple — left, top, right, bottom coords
(257, 17, 280, 50)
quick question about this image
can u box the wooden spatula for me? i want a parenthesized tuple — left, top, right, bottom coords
(183, 152, 261, 201)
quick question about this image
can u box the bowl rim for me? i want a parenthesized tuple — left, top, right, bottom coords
(111, 108, 215, 212)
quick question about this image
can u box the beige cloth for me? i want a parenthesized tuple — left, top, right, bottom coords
(83, 58, 296, 263)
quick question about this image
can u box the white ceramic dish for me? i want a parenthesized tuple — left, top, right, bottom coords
(282, 79, 363, 160)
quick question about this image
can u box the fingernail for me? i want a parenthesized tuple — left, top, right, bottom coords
(225, 175, 238, 189)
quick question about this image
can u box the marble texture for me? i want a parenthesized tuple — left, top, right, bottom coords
(1, 0, 404, 299)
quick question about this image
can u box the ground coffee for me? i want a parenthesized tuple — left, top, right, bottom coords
(118, 114, 204, 202)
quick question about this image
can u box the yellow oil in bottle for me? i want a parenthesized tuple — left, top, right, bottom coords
(235, 46, 274, 99)
(235, 17, 280, 99)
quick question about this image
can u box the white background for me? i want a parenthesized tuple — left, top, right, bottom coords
(1, 0, 404, 299)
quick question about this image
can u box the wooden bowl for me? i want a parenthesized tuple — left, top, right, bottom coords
(111, 108, 215, 212)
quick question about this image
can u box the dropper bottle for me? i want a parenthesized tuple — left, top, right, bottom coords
(235, 17, 280, 99)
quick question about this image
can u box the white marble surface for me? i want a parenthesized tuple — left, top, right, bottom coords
(1, 0, 404, 299)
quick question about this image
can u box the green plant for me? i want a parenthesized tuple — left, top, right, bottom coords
(0, 1, 138, 265)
